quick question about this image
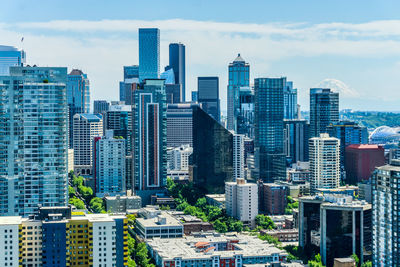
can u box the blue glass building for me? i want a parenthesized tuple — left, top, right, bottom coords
(139, 28, 160, 81)
(169, 43, 186, 101)
(227, 54, 250, 131)
(192, 91, 198, 102)
(197, 76, 220, 122)
(310, 88, 339, 137)
(0, 66, 68, 216)
(254, 78, 286, 182)
(0, 45, 26, 75)
(120, 65, 139, 103)
(132, 79, 167, 204)
(67, 69, 90, 148)
(283, 81, 298, 119)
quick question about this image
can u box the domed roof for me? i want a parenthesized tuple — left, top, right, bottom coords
(370, 126, 400, 139)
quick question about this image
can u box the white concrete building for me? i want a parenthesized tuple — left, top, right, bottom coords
(68, 148, 74, 172)
(94, 130, 126, 196)
(225, 178, 258, 227)
(232, 133, 245, 180)
(73, 113, 103, 176)
(309, 133, 340, 194)
(0, 216, 21, 267)
(167, 144, 193, 171)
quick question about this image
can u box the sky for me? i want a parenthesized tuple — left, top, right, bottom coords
(2, 0, 400, 112)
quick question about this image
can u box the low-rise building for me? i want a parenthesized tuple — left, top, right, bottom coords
(136, 206, 183, 239)
(104, 194, 142, 213)
(261, 229, 299, 242)
(333, 258, 356, 267)
(147, 232, 289, 267)
(177, 215, 214, 235)
(259, 183, 288, 215)
(205, 194, 226, 208)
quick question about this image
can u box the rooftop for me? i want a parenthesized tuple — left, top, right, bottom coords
(136, 210, 182, 228)
(0, 216, 22, 225)
(147, 233, 285, 260)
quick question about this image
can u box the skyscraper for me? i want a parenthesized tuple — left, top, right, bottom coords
(232, 133, 245, 180)
(169, 43, 186, 101)
(105, 103, 132, 154)
(139, 28, 160, 81)
(327, 120, 368, 180)
(191, 91, 198, 102)
(283, 81, 298, 119)
(372, 160, 400, 266)
(166, 103, 198, 148)
(191, 106, 233, 193)
(197, 76, 220, 121)
(237, 86, 255, 138)
(132, 79, 167, 204)
(73, 114, 103, 176)
(284, 119, 310, 164)
(0, 66, 68, 216)
(120, 65, 139, 103)
(0, 45, 26, 75)
(254, 78, 286, 182)
(309, 133, 340, 193)
(93, 130, 126, 196)
(227, 54, 250, 131)
(310, 88, 339, 137)
(124, 65, 139, 79)
(93, 100, 110, 114)
(67, 69, 90, 148)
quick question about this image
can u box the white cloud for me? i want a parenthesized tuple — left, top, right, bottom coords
(2, 19, 400, 111)
(315, 79, 360, 98)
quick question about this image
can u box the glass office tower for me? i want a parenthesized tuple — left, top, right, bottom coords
(254, 78, 286, 182)
(169, 43, 186, 101)
(139, 28, 160, 81)
(310, 88, 339, 138)
(191, 106, 233, 193)
(132, 79, 167, 204)
(0, 45, 26, 75)
(197, 76, 220, 122)
(283, 81, 298, 119)
(227, 54, 250, 131)
(67, 69, 90, 148)
(0, 66, 68, 216)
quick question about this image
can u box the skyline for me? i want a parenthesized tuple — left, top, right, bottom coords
(3, 1, 400, 112)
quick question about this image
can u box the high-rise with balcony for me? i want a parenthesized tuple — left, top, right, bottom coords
(254, 77, 286, 182)
(139, 28, 160, 81)
(197, 76, 220, 122)
(169, 43, 186, 101)
(372, 160, 400, 266)
(0, 66, 68, 216)
(309, 133, 340, 193)
(0, 45, 26, 75)
(73, 113, 103, 176)
(232, 133, 245, 180)
(310, 88, 339, 137)
(67, 69, 90, 148)
(227, 54, 250, 131)
(132, 79, 167, 204)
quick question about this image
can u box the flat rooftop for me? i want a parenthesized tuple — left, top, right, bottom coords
(147, 233, 285, 260)
(136, 211, 182, 228)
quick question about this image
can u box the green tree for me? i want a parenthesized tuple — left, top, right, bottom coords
(127, 214, 136, 226)
(69, 197, 85, 209)
(127, 258, 136, 267)
(308, 254, 325, 267)
(255, 214, 276, 230)
(361, 261, 372, 267)
(231, 221, 243, 232)
(72, 175, 84, 187)
(135, 243, 150, 266)
(89, 197, 105, 213)
(213, 219, 228, 233)
(351, 253, 359, 266)
(78, 185, 93, 200)
(68, 186, 76, 198)
(258, 234, 281, 246)
(195, 197, 207, 210)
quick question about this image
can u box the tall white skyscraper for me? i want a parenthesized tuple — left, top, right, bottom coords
(0, 45, 26, 75)
(93, 130, 126, 196)
(225, 178, 258, 227)
(0, 66, 68, 216)
(73, 114, 103, 176)
(232, 133, 245, 180)
(309, 133, 340, 193)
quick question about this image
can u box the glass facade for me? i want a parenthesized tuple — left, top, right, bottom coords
(254, 78, 286, 182)
(0, 66, 68, 216)
(283, 81, 298, 119)
(0, 45, 26, 75)
(191, 106, 233, 193)
(139, 28, 160, 81)
(237, 87, 254, 138)
(197, 76, 220, 122)
(67, 69, 90, 148)
(284, 119, 309, 164)
(132, 79, 166, 204)
(227, 54, 250, 131)
(310, 88, 339, 138)
(169, 43, 186, 101)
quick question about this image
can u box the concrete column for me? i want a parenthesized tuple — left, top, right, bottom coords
(360, 210, 364, 264)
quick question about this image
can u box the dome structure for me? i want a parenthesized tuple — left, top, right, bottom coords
(369, 126, 400, 145)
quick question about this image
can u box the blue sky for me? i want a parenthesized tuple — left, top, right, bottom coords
(2, 0, 400, 111)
